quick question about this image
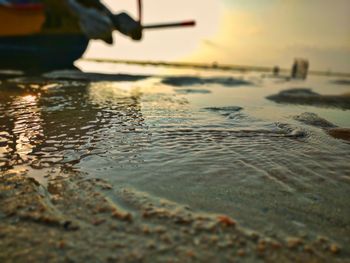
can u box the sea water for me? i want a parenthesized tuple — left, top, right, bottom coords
(0, 62, 349, 251)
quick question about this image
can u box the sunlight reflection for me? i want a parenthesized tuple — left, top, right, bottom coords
(22, 94, 37, 103)
(12, 94, 43, 162)
(88, 78, 173, 106)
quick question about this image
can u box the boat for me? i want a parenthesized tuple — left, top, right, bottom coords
(0, 0, 195, 71)
(0, 1, 89, 70)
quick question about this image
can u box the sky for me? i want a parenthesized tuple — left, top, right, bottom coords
(84, 0, 350, 72)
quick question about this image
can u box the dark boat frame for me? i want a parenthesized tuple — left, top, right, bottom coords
(0, 34, 89, 71)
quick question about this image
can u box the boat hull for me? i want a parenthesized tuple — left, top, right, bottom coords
(0, 34, 89, 71)
(0, 4, 45, 36)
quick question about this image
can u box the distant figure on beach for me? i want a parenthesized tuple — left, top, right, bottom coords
(273, 66, 280, 76)
(291, 58, 309, 80)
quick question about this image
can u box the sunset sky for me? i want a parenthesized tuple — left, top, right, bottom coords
(85, 0, 350, 72)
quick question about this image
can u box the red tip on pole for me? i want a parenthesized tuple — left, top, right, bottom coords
(181, 21, 196, 26)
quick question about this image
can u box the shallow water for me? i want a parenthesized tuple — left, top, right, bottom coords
(1, 63, 350, 253)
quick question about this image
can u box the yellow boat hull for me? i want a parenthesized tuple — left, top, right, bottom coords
(0, 3, 88, 70)
(0, 5, 45, 36)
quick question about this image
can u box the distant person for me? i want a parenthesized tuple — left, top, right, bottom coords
(303, 60, 309, 79)
(291, 58, 309, 80)
(291, 60, 298, 79)
(273, 66, 280, 76)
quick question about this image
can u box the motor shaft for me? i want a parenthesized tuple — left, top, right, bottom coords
(142, 21, 196, 29)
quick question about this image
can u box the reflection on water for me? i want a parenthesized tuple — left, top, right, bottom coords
(13, 94, 43, 162)
(0, 69, 349, 253)
(0, 79, 148, 171)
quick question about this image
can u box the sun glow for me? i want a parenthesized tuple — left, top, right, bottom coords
(83, 0, 350, 72)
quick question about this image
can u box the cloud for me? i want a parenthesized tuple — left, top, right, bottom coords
(187, 0, 350, 72)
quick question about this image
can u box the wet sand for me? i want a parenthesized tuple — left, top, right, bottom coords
(267, 88, 350, 109)
(294, 112, 350, 142)
(1, 68, 350, 262)
(0, 169, 344, 263)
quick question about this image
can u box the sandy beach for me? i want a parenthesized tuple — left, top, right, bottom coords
(1, 64, 349, 262)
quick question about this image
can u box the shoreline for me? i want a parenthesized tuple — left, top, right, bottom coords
(83, 58, 350, 79)
(0, 168, 346, 262)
